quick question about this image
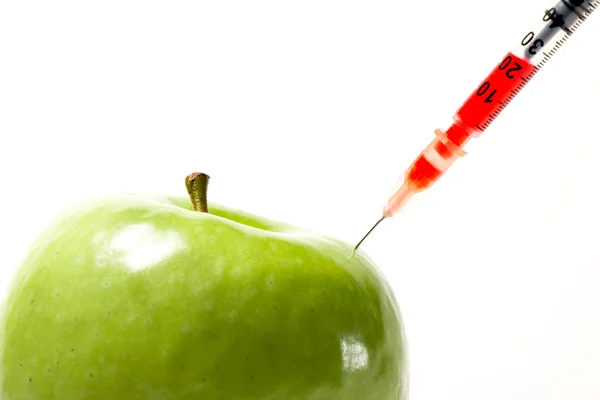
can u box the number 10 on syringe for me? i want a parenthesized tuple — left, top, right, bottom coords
(354, 0, 598, 251)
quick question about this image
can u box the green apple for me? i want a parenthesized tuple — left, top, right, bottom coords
(0, 173, 408, 399)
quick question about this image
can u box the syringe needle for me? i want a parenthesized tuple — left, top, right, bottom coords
(349, 0, 598, 255)
(352, 216, 385, 255)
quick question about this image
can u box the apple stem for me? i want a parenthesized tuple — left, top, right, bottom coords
(185, 172, 210, 213)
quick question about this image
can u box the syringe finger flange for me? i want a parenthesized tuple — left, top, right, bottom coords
(420, 129, 467, 176)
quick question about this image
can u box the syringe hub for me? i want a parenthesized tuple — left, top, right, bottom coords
(383, 128, 468, 218)
(383, 181, 414, 218)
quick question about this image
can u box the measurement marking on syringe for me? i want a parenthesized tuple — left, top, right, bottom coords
(561, 26, 574, 34)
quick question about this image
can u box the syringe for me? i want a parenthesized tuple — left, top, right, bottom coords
(354, 0, 599, 252)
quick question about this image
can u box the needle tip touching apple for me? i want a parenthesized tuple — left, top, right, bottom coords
(0, 172, 409, 399)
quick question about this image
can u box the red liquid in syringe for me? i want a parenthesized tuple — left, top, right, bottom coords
(406, 52, 538, 191)
(383, 52, 538, 217)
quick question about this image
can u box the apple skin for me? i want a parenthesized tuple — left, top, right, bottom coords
(0, 194, 408, 399)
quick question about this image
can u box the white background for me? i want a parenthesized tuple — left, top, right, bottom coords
(1, 0, 599, 399)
